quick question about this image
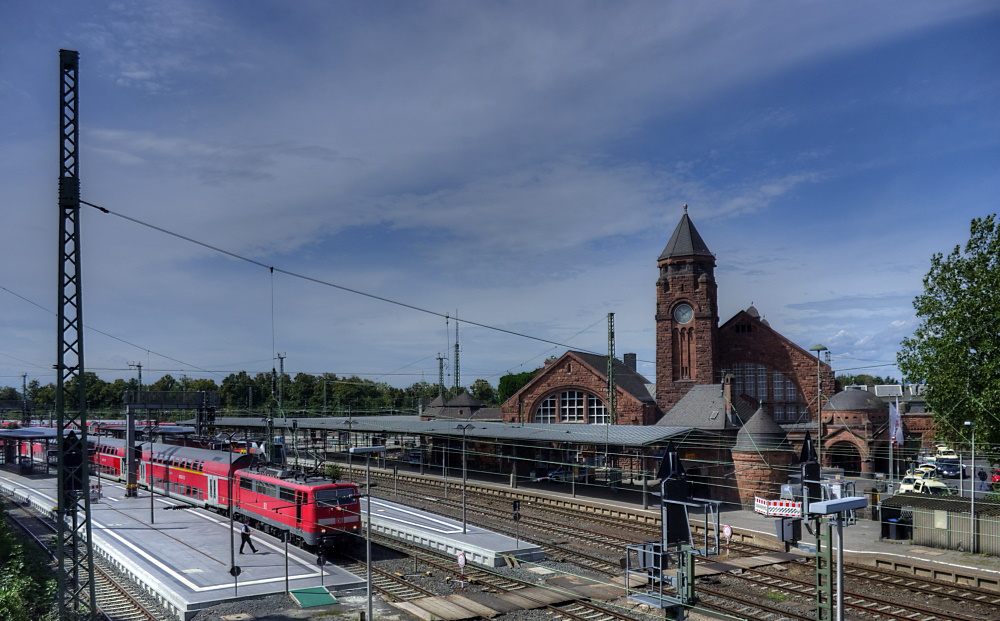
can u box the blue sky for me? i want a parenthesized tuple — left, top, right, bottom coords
(1, 1, 998, 393)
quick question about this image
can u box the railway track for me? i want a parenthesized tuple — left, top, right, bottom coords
(3, 496, 169, 621)
(355, 467, 1000, 620)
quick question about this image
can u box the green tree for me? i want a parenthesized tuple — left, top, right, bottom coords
(497, 368, 540, 404)
(835, 374, 900, 390)
(469, 378, 497, 406)
(898, 214, 1000, 445)
(148, 374, 179, 392)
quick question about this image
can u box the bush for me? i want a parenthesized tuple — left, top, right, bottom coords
(0, 504, 56, 620)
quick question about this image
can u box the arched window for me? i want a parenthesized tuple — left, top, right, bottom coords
(534, 391, 609, 424)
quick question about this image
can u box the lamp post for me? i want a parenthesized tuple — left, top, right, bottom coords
(351, 445, 386, 621)
(220, 432, 237, 593)
(148, 438, 155, 525)
(966, 421, 977, 554)
(454, 424, 475, 534)
(810, 344, 828, 470)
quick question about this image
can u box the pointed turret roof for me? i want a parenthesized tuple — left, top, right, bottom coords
(659, 205, 713, 261)
(733, 405, 791, 452)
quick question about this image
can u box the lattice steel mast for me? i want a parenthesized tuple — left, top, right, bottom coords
(56, 49, 98, 620)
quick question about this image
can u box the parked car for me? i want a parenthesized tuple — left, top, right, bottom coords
(935, 458, 962, 478)
(911, 478, 953, 495)
(533, 467, 581, 483)
(897, 476, 918, 493)
(911, 464, 937, 478)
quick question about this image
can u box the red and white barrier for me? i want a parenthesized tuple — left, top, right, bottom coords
(754, 496, 802, 517)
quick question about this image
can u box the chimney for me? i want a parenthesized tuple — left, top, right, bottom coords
(624, 353, 637, 371)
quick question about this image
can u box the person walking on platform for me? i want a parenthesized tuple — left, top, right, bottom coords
(978, 468, 989, 491)
(240, 522, 257, 554)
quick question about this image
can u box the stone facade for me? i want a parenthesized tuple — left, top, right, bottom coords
(732, 450, 796, 507)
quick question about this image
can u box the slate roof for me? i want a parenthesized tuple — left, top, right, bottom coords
(733, 406, 790, 452)
(571, 351, 656, 403)
(655, 384, 754, 429)
(658, 207, 713, 261)
(447, 392, 483, 408)
(825, 389, 886, 412)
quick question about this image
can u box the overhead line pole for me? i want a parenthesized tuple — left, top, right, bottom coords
(55, 49, 97, 620)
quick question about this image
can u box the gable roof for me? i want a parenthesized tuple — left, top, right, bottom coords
(659, 208, 713, 261)
(720, 309, 833, 372)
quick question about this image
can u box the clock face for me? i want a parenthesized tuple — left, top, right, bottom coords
(673, 303, 694, 324)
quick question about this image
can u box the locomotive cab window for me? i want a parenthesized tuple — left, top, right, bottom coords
(279, 486, 296, 503)
(316, 488, 356, 507)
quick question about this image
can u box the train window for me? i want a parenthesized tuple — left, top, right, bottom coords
(279, 486, 296, 503)
(315, 487, 357, 508)
(256, 482, 277, 498)
(240, 477, 253, 490)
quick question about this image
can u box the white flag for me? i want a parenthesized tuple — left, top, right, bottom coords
(889, 399, 903, 445)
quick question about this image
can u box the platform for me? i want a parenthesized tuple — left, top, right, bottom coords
(361, 496, 545, 568)
(0, 472, 364, 620)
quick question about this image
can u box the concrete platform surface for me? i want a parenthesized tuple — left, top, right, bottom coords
(0, 472, 364, 620)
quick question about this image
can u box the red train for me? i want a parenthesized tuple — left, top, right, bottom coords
(87, 437, 361, 548)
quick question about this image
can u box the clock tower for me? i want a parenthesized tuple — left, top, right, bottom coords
(655, 205, 720, 412)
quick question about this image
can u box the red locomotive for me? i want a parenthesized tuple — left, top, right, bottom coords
(86, 437, 361, 548)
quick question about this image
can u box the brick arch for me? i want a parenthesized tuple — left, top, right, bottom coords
(826, 440, 866, 475)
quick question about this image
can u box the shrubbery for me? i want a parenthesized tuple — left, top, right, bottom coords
(0, 504, 56, 620)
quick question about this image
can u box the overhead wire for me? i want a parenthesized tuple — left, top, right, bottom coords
(82, 200, 603, 355)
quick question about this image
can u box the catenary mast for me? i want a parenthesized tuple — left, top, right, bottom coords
(55, 49, 98, 619)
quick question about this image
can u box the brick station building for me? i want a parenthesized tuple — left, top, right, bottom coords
(499, 207, 838, 500)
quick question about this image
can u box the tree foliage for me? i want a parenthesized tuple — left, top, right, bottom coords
(0, 505, 55, 620)
(835, 374, 900, 390)
(497, 369, 540, 404)
(898, 214, 1000, 445)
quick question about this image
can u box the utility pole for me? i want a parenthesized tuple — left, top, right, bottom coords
(21, 373, 29, 426)
(454, 314, 460, 394)
(277, 353, 286, 411)
(55, 49, 97, 620)
(126, 362, 143, 497)
(437, 353, 446, 398)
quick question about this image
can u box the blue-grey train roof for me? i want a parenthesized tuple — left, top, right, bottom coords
(93, 437, 251, 464)
(0, 427, 60, 439)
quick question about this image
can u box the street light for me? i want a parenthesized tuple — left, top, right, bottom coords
(220, 432, 238, 594)
(148, 437, 155, 525)
(351, 445, 386, 621)
(966, 421, 977, 554)
(810, 344, 828, 469)
(454, 424, 475, 534)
